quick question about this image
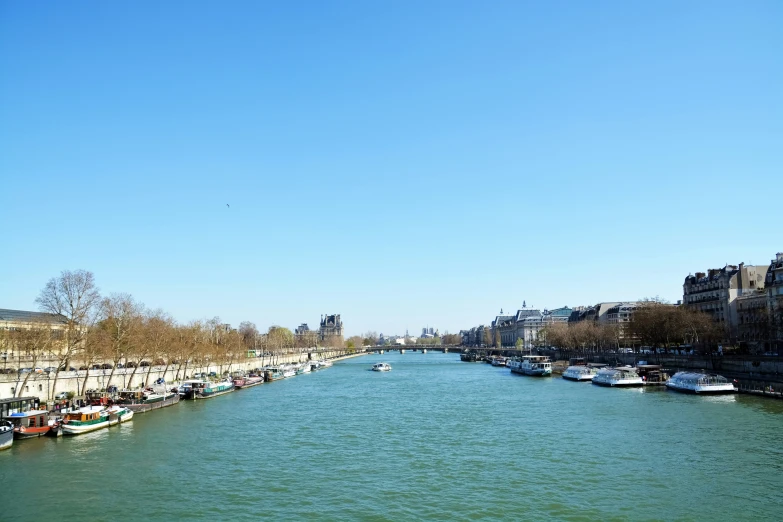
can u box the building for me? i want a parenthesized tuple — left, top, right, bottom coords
(683, 262, 769, 342)
(765, 253, 783, 351)
(319, 314, 344, 342)
(420, 327, 439, 339)
(0, 309, 69, 358)
(604, 302, 641, 346)
(736, 290, 770, 352)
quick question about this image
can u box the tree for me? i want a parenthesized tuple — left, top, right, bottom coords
(346, 335, 363, 353)
(482, 329, 492, 348)
(36, 269, 101, 399)
(494, 330, 502, 348)
(138, 310, 175, 386)
(515, 337, 524, 350)
(9, 323, 53, 397)
(98, 293, 143, 389)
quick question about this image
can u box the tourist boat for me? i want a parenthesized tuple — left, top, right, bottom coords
(4, 410, 60, 439)
(592, 367, 644, 387)
(371, 362, 392, 372)
(666, 372, 737, 395)
(233, 374, 264, 389)
(184, 379, 234, 400)
(562, 364, 605, 382)
(0, 420, 13, 450)
(511, 355, 552, 376)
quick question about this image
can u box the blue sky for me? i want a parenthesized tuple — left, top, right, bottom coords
(1, 1, 780, 336)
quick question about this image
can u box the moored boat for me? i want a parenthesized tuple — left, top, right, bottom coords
(264, 367, 284, 381)
(5, 410, 59, 439)
(0, 420, 13, 450)
(511, 355, 553, 376)
(666, 372, 737, 395)
(562, 364, 605, 382)
(61, 406, 110, 435)
(592, 367, 644, 387)
(185, 379, 234, 399)
(371, 362, 392, 372)
(233, 374, 264, 389)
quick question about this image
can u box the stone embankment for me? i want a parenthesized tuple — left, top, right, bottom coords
(0, 349, 365, 401)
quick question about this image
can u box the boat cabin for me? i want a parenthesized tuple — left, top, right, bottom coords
(63, 406, 104, 424)
(5, 410, 51, 431)
(0, 397, 39, 419)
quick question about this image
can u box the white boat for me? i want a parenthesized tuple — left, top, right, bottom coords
(0, 420, 13, 450)
(400, 349, 406, 354)
(562, 364, 606, 381)
(319, 359, 333, 368)
(666, 372, 737, 394)
(422, 349, 427, 354)
(61, 405, 133, 435)
(510, 355, 552, 376)
(592, 367, 643, 387)
(371, 362, 392, 372)
(491, 357, 508, 367)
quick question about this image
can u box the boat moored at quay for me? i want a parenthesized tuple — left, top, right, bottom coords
(509, 356, 553, 376)
(666, 372, 737, 395)
(183, 379, 234, 400)
(592, 367, 644, 387)
(0, 420, 13, 450)
(4, 410, 60, 439)
(562, 364, 605, 381)
(232, 374, 264, 389)
(61, 405, 134, 436)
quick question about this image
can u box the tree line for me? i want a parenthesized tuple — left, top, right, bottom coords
(0, 269, 347, 398)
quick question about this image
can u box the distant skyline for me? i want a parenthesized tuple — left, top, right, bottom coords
(1, 2, 780, 336)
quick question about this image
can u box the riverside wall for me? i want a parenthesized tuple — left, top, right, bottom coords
(0, 349, 363, 401)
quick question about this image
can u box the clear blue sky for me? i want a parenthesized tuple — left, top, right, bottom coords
(1, 1, 780, 336)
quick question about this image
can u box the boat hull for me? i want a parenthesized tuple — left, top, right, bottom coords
(0, 430, 12, 450)
(592, 380, 644, 387)
(13, 426, 53, 439)
(666, 384, 737, 395)
(62, 419, 111, 435)
(562, 374, 594, 382)
(191, 386, 234, 400)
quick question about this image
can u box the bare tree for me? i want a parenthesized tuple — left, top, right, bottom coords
(98, 293, 144, 388)
(10, 323, 53, 397)
(36, 269, 101, 399)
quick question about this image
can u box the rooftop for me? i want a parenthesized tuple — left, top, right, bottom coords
(0, 308, 68, 325)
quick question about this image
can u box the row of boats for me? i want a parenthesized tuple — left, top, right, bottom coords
(469, 354, 738, 395)
(0, 359, 336, 451)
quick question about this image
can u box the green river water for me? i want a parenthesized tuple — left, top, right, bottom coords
(1, 352, 782, 521)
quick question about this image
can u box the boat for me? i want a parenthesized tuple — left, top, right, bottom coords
(562, 364, 606, 382)
(400, 349, 406, 354)
(491, 356, 508, 367)
(233, 374, 264, 389)
(319, 359, 333, 369)
(300, 363, 311, 374)
(592, 367, 644, 387)
(117, 389, 180, 413)
(666, 372, 737, 395)
(0, 420, 13, 450)
(264, 367, 284, 381)
(4, 410, 60, 439)
(422, 349, 427, 354)
(511, 355, 553, 376)
(61, 405, 132, 435)
(371, 362, 392, 372)
(184, 379, 234, 399)
(636, 365, 670, 386)
(280, 364, 297, 378)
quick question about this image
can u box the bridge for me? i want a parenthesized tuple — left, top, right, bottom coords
(362, 346, 456, 353)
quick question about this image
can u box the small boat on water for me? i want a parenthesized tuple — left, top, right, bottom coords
(4, 410, 60, 439)
(491, 356, 508, 367)
(422, 349, 427, 354)
(182, 379, 234, 400)
(510, 355, 553, 376)
(666, 372, 737, 395)
(0, 420, 13, 450)
(562, 364, 605, 382)
(592, 367, 644, 387)
(61, 405, 133, 435)
(233, 374, 264, 389)
(280, 364, 297, 378)
(371, 362, 392, 372)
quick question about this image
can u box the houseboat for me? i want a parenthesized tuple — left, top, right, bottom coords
(371, 362, 392, 372)
(666, 372, 737, 395)
(562, 364, 605, 382)
(592, 367, 644, 387)
(264, 367, 284, 381)
(4, 410, 59, 439)
(491, 356, 508, 367)
(233, 374, 264, 389)
(0, 420, 13, 450)
(61, 405, 132, 435)
(511, 355, 553, 376)
(183, 379, 234, 400)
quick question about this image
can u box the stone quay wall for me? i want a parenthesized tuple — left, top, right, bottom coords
(0, 349, 360, 401)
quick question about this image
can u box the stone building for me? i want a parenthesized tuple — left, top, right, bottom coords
(683, 262, 769, 342)
(0, 309, 69, 358)
(736, 291, 770, 352)
(318, 314, 343, 342)
(765, 253, 783, 351)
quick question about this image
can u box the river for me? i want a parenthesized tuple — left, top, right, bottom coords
(1, 352, 782, 521)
